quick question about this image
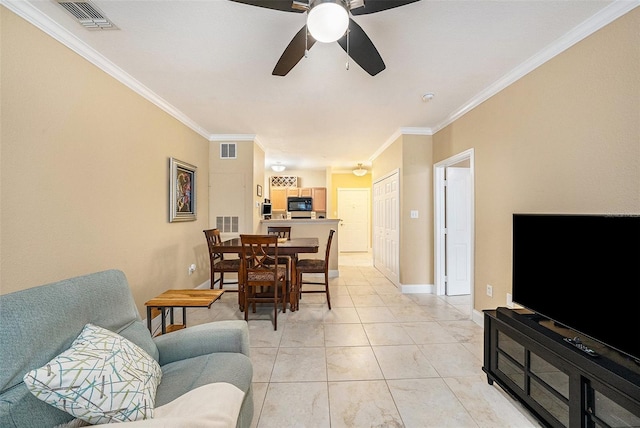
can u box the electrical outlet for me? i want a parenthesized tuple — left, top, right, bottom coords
(486, 284, 493, 297)
(188, 264, 196, 275)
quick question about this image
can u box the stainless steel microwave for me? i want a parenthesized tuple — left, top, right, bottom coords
(287, 197, 312, 212)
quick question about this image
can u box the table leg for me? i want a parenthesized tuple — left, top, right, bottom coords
(161, 307, 167, 335)
(146, 306, 152, 333)
(182, 307, 187, 327)
(290, 259, 299, 311)
(238, 263, 245, 312)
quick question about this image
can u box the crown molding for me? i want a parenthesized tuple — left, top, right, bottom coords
(2, 0, 210, 140)
(432, 0, 639, 134)
(399, 127, 433, 136)
(371, 127, 433, 162)
(208, 134, 257, 142)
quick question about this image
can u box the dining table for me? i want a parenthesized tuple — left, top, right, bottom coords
(211, 236, 319, 311)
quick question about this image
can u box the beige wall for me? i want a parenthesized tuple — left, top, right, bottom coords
(433, 9, 640, 312)
(0, 8, 211, 315)
(209, 140, 262, 236)
(372, 138, 402, 182)
(401, 135, 433, 285)
(373, 134, 433, 285)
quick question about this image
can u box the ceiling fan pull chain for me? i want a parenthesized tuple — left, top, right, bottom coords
(305, 25, 309, 58)
(346, 28, 350, 70)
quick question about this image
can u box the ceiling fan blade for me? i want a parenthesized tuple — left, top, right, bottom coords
(350, 0, 420, 16)
(227, 0, 304, 13)
(273, 26, 317, 76)
(337, 18, 385, 76)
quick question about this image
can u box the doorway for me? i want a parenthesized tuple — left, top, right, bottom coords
(434, 149, 475, 312)
(337, 188, 370, 252)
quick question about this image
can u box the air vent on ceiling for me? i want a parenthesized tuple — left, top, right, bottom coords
(56, 1, 118, 30)
(220, 143, 237, 159)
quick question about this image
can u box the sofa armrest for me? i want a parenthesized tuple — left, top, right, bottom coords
(154, 320, 250, 366)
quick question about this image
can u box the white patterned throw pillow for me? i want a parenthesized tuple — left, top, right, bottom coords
(23, 323, 162, 424)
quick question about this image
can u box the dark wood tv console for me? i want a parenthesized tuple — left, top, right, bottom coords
(483, 307, 640, 427)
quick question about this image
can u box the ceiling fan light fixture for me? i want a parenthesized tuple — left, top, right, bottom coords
(352, 163, 367, 176)
(307, 1, 349, 43)
(271, 164, 286, 172)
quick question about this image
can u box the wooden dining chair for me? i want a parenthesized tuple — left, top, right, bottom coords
(295, 229, 335, 310)
(240, 234, 288, 330)
(266, 226, 291, 240)
(203, 228, 240, 290)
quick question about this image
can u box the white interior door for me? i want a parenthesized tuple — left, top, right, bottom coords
(445, 167, 471, 295)
(337, 188, 370, 252)
(373, 172, 400, 285)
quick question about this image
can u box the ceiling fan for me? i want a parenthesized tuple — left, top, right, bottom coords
(228, 0, 420, 76)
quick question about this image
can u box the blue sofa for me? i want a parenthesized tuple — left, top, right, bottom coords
(0, 269, 253, 427)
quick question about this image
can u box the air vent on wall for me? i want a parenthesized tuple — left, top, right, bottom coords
(56, 1, 118, 30)
(220, 143, 237, 159)
(216, 216, 239, 233)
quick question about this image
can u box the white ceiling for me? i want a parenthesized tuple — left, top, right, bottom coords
(7, 0, 636, 171)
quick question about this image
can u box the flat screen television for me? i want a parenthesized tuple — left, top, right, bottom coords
(512, 213, 640, 361)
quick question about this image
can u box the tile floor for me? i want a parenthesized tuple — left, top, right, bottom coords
(187, 252, 543, 427)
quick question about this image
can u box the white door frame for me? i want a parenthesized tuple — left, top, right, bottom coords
(434, 149, 475, 308)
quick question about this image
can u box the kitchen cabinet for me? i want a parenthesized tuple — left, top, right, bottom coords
(270, 188, 287, 211)
(299, 188, 312, 197)
(311, 187, 326, 212)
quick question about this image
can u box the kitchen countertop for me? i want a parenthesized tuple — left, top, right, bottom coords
(260, 218, 340, 224)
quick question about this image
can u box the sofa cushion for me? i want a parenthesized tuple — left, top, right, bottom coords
(23, 324, 162, 424)
(155, 352, 252, 409)
(117, 320, 160, 362)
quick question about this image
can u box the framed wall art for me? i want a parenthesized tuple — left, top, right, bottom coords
(169, 157, 197, 222)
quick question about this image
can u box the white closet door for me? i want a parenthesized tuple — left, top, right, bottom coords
(373, 172, 400, 286)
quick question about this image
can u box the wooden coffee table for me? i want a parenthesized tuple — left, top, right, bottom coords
(145, 289, 224, 335)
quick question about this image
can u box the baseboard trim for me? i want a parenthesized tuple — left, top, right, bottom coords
(472, 309, 485, 327)
(400, 284, 434, 294)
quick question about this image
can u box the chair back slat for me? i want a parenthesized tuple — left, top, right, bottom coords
(267, 226, 291, 240)
(203, 228, 225, 259)
(243, 236, 278, 271)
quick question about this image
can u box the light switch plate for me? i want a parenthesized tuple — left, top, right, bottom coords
(410, 210, 418, 219)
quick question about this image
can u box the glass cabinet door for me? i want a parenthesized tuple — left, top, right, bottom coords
(529, 352, 569, 427)
(587, 381, 640, 427)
